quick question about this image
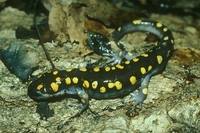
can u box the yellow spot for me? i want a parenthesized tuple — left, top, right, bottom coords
(37, 74, 42, 79)
(171, 39, 174, 44)
(148, 65, 152, 71)
(141, 54, 148, 57)
(79, 67, 87, 72)
(37, 84, 43, 90)
(72, 77, 78, 84)
(130, 76, 136, 85)
(108, 82, 115, 88)
(116, 64, 124, 69)
(133, 58, 139, 62)
(118, 27, 121, 31)
(156, 22, 162, 27)
(55, 77, 61, 82)
(53, 70, 58, 75)
(163, 27, 168, 32)
(125, 60, 130, 64)
(92, 81, 98, 89)
(140, 67, 146, 74)
(105, 67, 110, 72)
(81, 99, 85, 103)
(51, 82, 59, 92)
(133, 19, 142, 24)
(100, 86, 106, 93)
(65, 77, 71, 84)
(115, 81, 122, 90)
(111, 66, 116, 70)
(164, 36, 169, 41)
(93, 67, 100, 72)
(83, 80, 90, 88)
(157, 55, 163, 64)
(142, 88, 148, 95)
(66, 68, 72, 72)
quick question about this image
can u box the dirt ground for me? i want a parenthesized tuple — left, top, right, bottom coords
(0, 1, 200, 133)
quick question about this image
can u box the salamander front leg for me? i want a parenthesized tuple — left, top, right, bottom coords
(36, 102, 54, 120)
(73, 88, 89, 117)
(123, 75, 151, 115)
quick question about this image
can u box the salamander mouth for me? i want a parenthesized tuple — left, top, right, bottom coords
(28, 85, 49, 101)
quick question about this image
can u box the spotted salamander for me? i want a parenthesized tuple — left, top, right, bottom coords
(28, 20, 174, 116)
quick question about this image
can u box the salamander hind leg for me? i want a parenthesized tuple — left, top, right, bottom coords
(88, 31, 136, 65)
(123, 74, 151, 116)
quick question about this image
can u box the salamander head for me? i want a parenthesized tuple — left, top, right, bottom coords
(28, 70, 65, 101)
(28, 75, 52, 101)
